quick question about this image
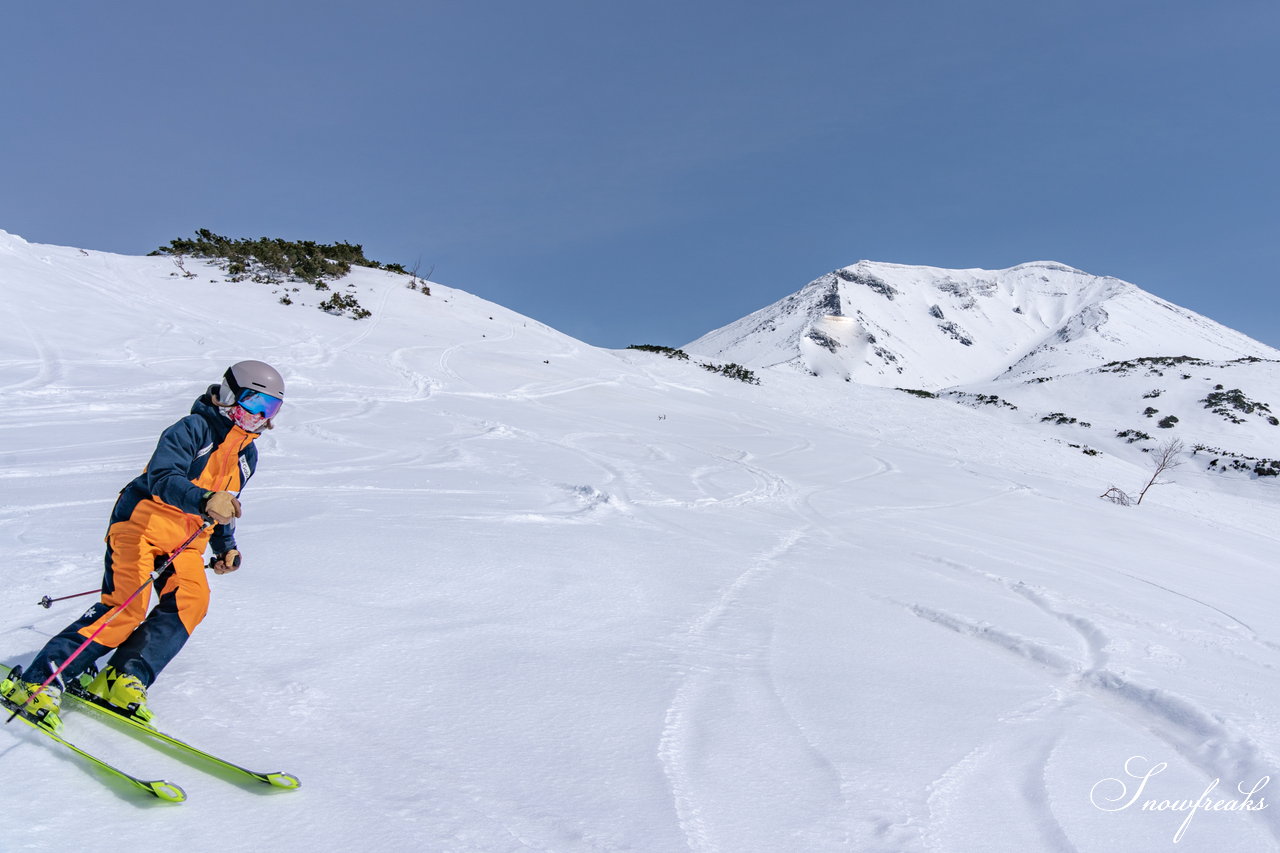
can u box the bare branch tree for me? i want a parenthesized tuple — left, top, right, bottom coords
(1136, 438, 1185, 505)
(172, 255, 197, 279)
(408, 256, 434, 295)
(1099, 486, 1133, 506)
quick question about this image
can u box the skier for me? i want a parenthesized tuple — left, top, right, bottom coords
(2, 360, 284, 731)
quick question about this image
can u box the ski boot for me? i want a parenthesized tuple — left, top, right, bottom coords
(0, 667, 63, 732)
(83, 666, 153, 723)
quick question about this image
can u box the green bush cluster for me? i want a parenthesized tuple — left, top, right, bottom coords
(1041, 412, 1091, 427)
(150, 228, 419, 320)
(936, 391, 1017, 410)
(627, 344, 690, 360)
(318, 292, 372, 320)
(1098, 355, 1208, 377)
(627, 345, 758, 384)
(1193, 443, 1278, 477)
(152, 229, 391, 287)
(702, 362, 759, 384)
(1206, 457, 1279, 477)
(1201, 388, 1274, 424)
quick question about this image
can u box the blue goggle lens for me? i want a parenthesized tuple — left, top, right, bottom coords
(237, 389, 283, 419)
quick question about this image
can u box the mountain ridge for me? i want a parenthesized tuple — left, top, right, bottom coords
(685, 259, 1279, 389)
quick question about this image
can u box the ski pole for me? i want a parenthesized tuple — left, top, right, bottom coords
(37, 589, 102, 609)
(6, 521, 211, 725)
(38, 553, 236, 608)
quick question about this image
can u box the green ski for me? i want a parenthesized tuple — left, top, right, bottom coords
(64, 675, 300, 790)
(1, 673, 186, 803)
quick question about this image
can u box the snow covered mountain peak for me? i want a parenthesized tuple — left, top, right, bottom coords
(686, 260, 1276, 390)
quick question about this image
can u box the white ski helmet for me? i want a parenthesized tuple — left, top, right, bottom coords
(217, 360, 285, 418)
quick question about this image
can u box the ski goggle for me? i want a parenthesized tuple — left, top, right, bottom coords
(236, 389, 283, 419)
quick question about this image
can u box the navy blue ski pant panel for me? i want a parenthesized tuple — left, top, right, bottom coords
(105, 586, 194, 687)
(22, 603, 114, 685)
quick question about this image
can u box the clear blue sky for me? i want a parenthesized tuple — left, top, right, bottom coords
(3, 1, 1277, 349)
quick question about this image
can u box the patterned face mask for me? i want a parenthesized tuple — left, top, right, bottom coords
(229, 404, 269, 433)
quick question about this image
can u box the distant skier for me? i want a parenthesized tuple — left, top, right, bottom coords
(2, 360, 284, 730)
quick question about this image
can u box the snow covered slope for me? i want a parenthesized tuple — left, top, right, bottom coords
(686, 260, 1278, 388)
(3, 230, 1280, 852)
(688, 258, 1280, 488)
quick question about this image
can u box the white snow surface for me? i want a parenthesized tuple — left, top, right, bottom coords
(2, 230, 1280, 852)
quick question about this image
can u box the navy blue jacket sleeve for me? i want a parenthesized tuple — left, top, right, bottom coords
(210, 521, 237, 554)
(143, 415, 210, 516)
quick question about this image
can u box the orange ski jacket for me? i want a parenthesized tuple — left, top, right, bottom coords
(109, 390, 260, 556)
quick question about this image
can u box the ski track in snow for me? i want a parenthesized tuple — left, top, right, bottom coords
(658, 525, 854, 853)
(1122, 572, 1256, 635)
(652, 424, 908, 852)
(906, 556, 1280, 851)
(2, 314, 65, 394)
